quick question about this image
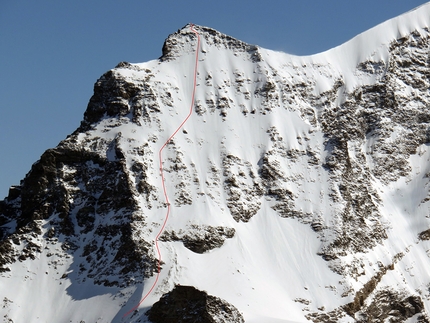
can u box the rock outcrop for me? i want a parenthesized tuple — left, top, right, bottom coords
(146, 285, 244, 323)
(160, 225, 235, 253)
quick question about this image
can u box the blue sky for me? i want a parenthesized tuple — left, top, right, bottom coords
(0, 0, 428, 198)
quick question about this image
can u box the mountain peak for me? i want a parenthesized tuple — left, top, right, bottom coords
(2, 5, 430, 323)
(160, 23, 261, 62)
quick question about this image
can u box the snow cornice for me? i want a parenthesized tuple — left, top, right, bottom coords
(311, 2, 430, 70)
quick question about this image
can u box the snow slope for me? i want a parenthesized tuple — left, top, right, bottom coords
(1, 2, 430, 323)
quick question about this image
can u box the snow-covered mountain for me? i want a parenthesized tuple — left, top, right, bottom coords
(2, 3, 430, 322)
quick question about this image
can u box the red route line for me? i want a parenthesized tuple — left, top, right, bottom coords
(123, 23, 200, 318)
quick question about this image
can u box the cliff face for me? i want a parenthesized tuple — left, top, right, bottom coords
(1, 6, 430, 322)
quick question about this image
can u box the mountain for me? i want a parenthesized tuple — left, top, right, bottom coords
(2, 3, 430, 322)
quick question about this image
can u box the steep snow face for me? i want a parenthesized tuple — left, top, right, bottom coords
(2, 3, 430, 323)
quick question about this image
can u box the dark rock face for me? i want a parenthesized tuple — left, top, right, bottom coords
(305, 29, 430, 262)
(146, 285, 244, 323)
(342, 253, 404, 316)
(222, 154, 263, 222)
(355, 290, 429, 323)
(78, 67, 159, 131)
(0, 139, 157, 285)
(418, 229, 430, 240)
(160, 225, 235, 253)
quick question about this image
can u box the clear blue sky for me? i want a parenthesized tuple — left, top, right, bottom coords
(0, 1, 428, 198)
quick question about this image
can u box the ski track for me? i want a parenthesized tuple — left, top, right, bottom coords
(123, 23, 201, 318)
